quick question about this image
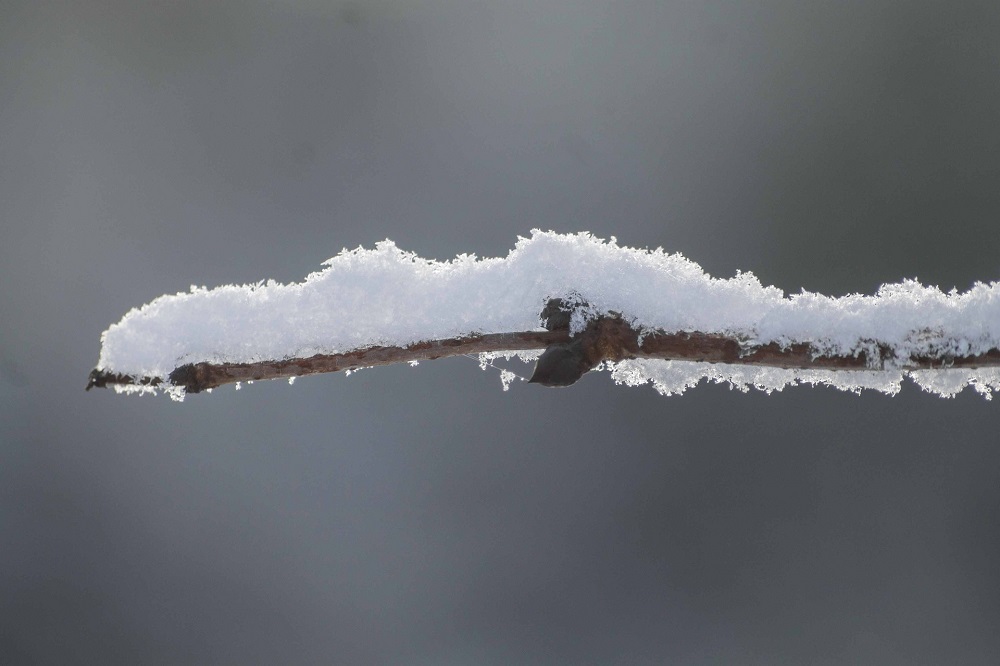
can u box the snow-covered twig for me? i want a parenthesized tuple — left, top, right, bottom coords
(87, 231, 1000, 399)
(87, 329, 567, 393)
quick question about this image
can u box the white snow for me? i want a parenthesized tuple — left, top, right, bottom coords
(97, 230, 1000, 398)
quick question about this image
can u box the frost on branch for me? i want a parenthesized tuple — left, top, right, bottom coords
(88, 230, 1000, 400)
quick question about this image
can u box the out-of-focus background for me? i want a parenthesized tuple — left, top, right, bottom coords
(3, 1, 1000, 663)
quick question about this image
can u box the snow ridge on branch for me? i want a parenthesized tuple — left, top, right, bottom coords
(89, 231, 1000, 400)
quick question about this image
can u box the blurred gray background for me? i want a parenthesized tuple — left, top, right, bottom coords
(3, 1, 1000, 663)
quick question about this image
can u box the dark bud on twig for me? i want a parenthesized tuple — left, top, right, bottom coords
(531, 297, 596, 386)
(531, 296, 641, 387)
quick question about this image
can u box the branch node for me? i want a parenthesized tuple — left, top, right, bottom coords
(529, 299, 641, 387)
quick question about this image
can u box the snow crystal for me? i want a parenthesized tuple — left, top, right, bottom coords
(609, 359, 905, 397)
(95, 230, 1000, 398)
(499, 369, 517, 392)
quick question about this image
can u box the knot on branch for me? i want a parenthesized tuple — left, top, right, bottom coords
(529, 298, 641, 387)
